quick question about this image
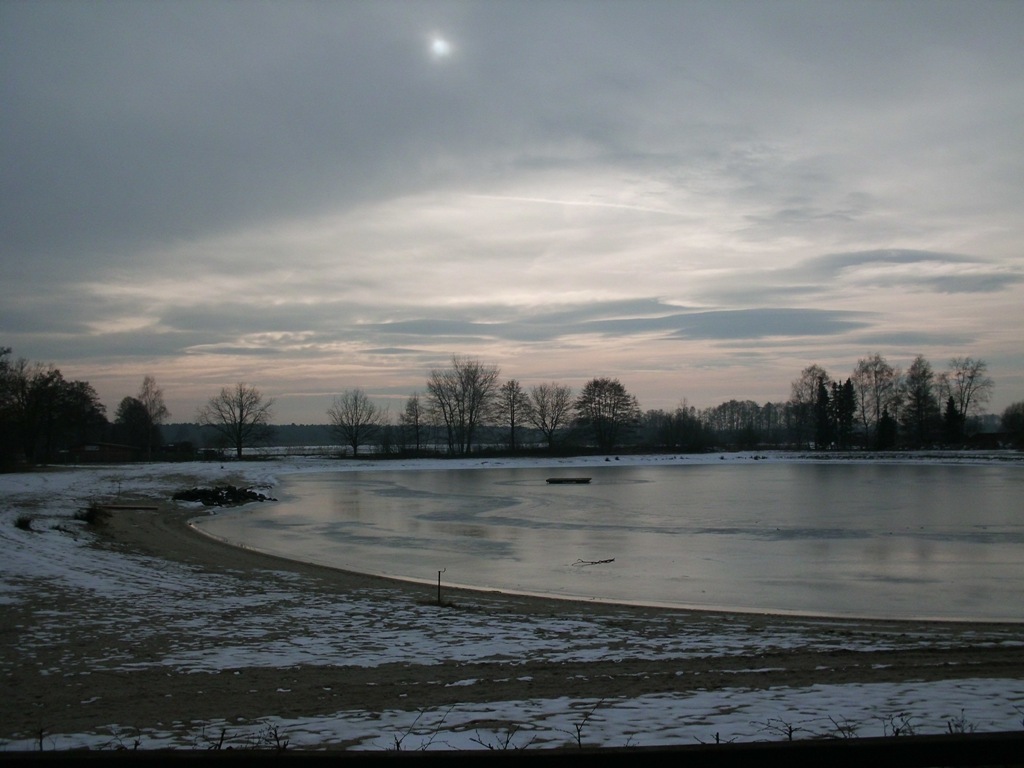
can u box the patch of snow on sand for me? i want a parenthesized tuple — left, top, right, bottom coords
(6, 680, 1023, 751)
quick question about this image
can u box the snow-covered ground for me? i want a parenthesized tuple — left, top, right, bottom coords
(2, 452, 1022, 751)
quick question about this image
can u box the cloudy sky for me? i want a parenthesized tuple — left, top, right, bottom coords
(3, 1, 1022, 424)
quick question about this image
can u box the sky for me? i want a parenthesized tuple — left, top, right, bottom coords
(3, 0, 1023, 424)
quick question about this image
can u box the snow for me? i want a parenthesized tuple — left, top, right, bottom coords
(13, 680, 1021, 752)
(2, 452, 1022, 751)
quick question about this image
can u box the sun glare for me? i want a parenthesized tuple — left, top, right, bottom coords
(430, 36, 452, 59)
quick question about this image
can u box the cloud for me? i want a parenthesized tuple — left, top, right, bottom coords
(2, 2, 1023, 419)
(356, 304, 869, 346)
(919, 274, 1024, 294)
(804, 249, 981, 277)
(849, 331, 977, 348)
(664, 309, 868, 340)
(802, 250, 1024, 294)
(700, 249, 1023, 306)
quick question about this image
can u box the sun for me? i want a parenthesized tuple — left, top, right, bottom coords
(430, 35, 452, 59)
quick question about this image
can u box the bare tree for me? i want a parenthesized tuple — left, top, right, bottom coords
(574, 377, 641, 452)
(0, 348, 14, 464)
(327, 388, 385, 457)
(137, 375, 169, 459)
(497, 379, 532, 451)
(789, 364, 830, 448)
(939, 357, 994, 428)
(197, 383, 274, 459)
(399, 392, 426, 454)
(852, 353, 899, 446)
(425, 355, 500, 455)
(529, 382, 574, 449)
(427, 366, 460, 455)
(901, 355, 940, 447)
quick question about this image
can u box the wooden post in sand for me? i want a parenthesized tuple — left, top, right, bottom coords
(437, 568, 445, 605)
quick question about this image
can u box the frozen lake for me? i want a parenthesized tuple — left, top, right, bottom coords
(195, 460, 1024, 621)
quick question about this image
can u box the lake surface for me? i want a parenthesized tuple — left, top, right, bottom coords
(194, 461, 1024, 621)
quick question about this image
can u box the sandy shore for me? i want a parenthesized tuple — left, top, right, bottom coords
(4, 491, 1023, 749)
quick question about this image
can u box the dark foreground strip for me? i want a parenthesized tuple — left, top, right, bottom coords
(2, 732, 1022, 767)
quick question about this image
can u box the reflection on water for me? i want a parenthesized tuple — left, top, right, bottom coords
(195, 462, 1024, 621)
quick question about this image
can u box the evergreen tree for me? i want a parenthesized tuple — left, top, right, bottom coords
(114, 396, 153, 451)
(814, 377, 833, 449)
(833, 378, 856, 449)
(3, 363, 107, 463)
(943, 396, 963, 444)
(1002, 401, 1024, 448)
(876, 408, 898, 449)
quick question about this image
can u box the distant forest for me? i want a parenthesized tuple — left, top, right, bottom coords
(161, 411, 1008, 450)
(3, 345, 1023, 466)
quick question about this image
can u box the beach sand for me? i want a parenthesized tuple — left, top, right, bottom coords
(4, 492, 1023, 749)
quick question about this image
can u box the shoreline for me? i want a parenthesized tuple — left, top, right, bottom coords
(4, 458, 1024, 749)
(188, 454, 1024, 624)
(118, 498, 1024, 639)
(187, 510, 1024, 626)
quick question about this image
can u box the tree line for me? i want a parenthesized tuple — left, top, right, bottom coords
(0, 347, 171, 464)
(326, 353, 1016, 457)
(2, 345, 1022, 465)
(783, 353, 998, 450)
(0, 346, 268, 464)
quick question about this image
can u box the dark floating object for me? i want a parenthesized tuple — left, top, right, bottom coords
(573, 557, 614, 566)
(546, 477, 591, 484)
